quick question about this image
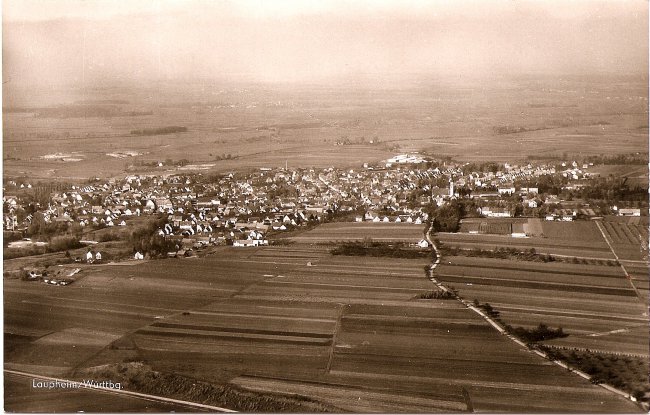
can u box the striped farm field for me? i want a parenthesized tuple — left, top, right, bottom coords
(598, 217, 648, 262)
(5, 244, 645, 412)
(436, 232, 615, 259)
(434, 255, 648, 356)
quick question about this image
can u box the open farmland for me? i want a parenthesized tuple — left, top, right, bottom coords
(4, 245, 643, 412)
(589, 164, 650, 188)
(598, 218, 648, 262)
(289, 222, 426, 244)
(433, 254, 648, 357)
(4, 75, 648, 180)
(437, 232, 614, 259)
(591, 218, 649, 302)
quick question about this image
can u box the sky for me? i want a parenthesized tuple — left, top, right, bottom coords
(2, 0, 648, 86)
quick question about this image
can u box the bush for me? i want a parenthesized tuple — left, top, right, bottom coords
(128, 216, 176, 257)
(48, 235, 82, 252)
(505, 323, 568, 343)
(416, 290, 455, 300)
(481, 302, 500, 318)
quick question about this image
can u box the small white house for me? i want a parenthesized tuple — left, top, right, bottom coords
(618, 208, 641, 217)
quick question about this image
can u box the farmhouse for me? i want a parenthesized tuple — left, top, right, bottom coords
(233, 239, 268, 247)
(618, 208, 641, 217)
(519, 187, 539, 194)
(478, 207, 512, 218)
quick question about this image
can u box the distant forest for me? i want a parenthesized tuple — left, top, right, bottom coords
(130, 126, 188, 136)
(527, 152, 648, 165)
(4, 103, 152, 118)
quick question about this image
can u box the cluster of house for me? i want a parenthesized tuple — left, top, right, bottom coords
(2, 156, 636, 253)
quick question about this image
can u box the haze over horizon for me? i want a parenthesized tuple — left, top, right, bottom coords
(3, 0, 648, 88)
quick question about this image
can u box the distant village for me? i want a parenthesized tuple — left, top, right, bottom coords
(3, 153, 643, 259)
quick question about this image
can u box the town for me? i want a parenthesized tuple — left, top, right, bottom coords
(4, 152, 646, 265)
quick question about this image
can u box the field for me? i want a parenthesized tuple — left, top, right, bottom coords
(4, 372, 198, 412)
(593, 217, 649, 302)
(450, 217, 649, 302)
(434, 217, 648, 363)
(4, 76, 648, 180)
(4, 244, 643, 412)
(433, 252, 648, 357)
(288, 222, 426, 244)
(589, 164, 649, 188)
(599, 218, 648, 262)
(437, 231, 614, 259)
(440, 220, 616, 259)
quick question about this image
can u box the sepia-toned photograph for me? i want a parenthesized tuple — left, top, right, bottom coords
(2, 0, 649, 412)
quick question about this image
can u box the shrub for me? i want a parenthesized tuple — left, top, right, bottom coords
(505, 323, 568, 343)
(48, 235, 82, 252)
(416, 290, 455, 300)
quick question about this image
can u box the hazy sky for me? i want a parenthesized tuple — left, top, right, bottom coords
(3, 0, 648, 86)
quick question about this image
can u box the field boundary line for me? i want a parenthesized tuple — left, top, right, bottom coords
(5, 369, 237, 412)
(595, 220, 643, 302)
(326, 303, 345, 373)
